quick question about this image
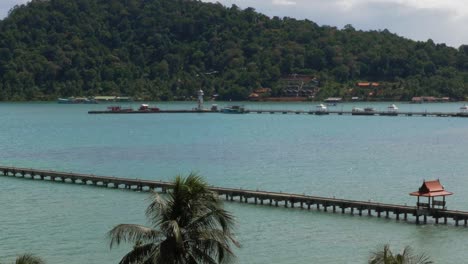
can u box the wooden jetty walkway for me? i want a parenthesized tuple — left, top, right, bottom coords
(2, 165, 468, 226)
(88, 109, 468, 118)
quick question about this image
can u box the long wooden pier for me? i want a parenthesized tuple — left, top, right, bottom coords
(88, 109, 468, 118)
(2, 166, 468, 226)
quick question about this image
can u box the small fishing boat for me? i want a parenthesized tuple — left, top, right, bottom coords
(460, 105, 468, 112)
(221, 105, 246, 114)
(315, 104, 329, 115)
(352, 107, 375, 115)
(352, 107, 364, 113)
(387, 104, 398, 112)
(380, 104, 398, 116)
(138, 104, 160, 112)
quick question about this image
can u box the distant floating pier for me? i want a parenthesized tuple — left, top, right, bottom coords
(87, 109, 468, 118)
(2, 165, 468, 227)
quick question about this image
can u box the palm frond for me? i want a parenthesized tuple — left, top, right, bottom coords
(369, 244, 394, 264)
(15, 254, 45, 264)
(108, 224, 163, 248)
(118, 243, 156, 264)
(145, 191, 169, 225)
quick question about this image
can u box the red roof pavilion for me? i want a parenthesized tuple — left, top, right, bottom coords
(410, 179, 452, 209)
(410, 179, 453, 197)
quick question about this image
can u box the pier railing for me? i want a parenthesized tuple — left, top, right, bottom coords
(2, 165, 467, 226)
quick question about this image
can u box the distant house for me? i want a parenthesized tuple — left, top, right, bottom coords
(249, 88, 271, 101)
(356, 82, 379, 87)
(254, 88, 271, 94)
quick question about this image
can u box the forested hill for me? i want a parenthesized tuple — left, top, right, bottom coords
(0, 0, 467, 101)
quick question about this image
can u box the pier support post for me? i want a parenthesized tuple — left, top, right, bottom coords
(323, 205, 327, 212)
(404, 213, 407, 220)
(307, 203, 311, 210)
(368, 208, 371, 216)
(254, 197, 258, 204)
(333, 205, 336, 213)
(444, 217, 447, 224)
(465, 219, 467, 226)
(300, 201, 303, 208)
(284, 201, 288, 208)
(423, 215, 427, 224)
(230, 195, 234, 201)
(350, 208, 354, 215)
(416, 215, 420, 224)
(261, 199, 264, 205)
(316, 204, 320, 210)
(385, 210, 389, 218)
(358, 208, 362, 216)
(435, 217, 439, 224)
(275, 201, 278, 207)
(456, 218, 459, 226)
(225, 194, 228, 200)
(341, 207, 345, 214)
(161, 187, 167, 193)
(269, 199, 272, 205)
(396, 213, 400, 220)
(377, 211, 381, 218)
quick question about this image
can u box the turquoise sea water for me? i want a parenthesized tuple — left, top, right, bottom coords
(1, 101, 468, 263)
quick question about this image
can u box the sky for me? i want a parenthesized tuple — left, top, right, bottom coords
(0, 0, 466, 48)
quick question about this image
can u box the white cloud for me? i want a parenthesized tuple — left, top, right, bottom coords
(272, 0, 296, 6)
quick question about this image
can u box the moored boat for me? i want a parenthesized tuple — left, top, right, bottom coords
(387, 104, 398, 112)
(315, 103, 329, 115)
(138, 104, 160, 112)
(352, 107, 375, 115)
(221, 105, 246, 114)
(380, 104, 398, 116)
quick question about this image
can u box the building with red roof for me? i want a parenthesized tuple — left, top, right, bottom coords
(410, 179, 453, 209)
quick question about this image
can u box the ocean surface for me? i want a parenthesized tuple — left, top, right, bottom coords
(1, 101, 468, 263)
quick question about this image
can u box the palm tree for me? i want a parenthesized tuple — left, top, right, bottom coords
(108, 173, 240, 264)
(0, 254, 45, 264)
(369, 244, 433, 264)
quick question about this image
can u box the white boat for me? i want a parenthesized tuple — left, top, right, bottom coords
(387, 104, 398, 112)
(316, 104, 327, 111)
(460, 105, 468, 112)
(314, 103, 328, 115)
(352, 107, 364, 112)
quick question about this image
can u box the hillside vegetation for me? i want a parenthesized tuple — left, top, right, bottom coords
(0, 0, 467, 101)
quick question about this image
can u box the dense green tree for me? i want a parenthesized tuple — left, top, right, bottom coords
(0, 0, 467, 101)
(108, 174, 239, 264)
